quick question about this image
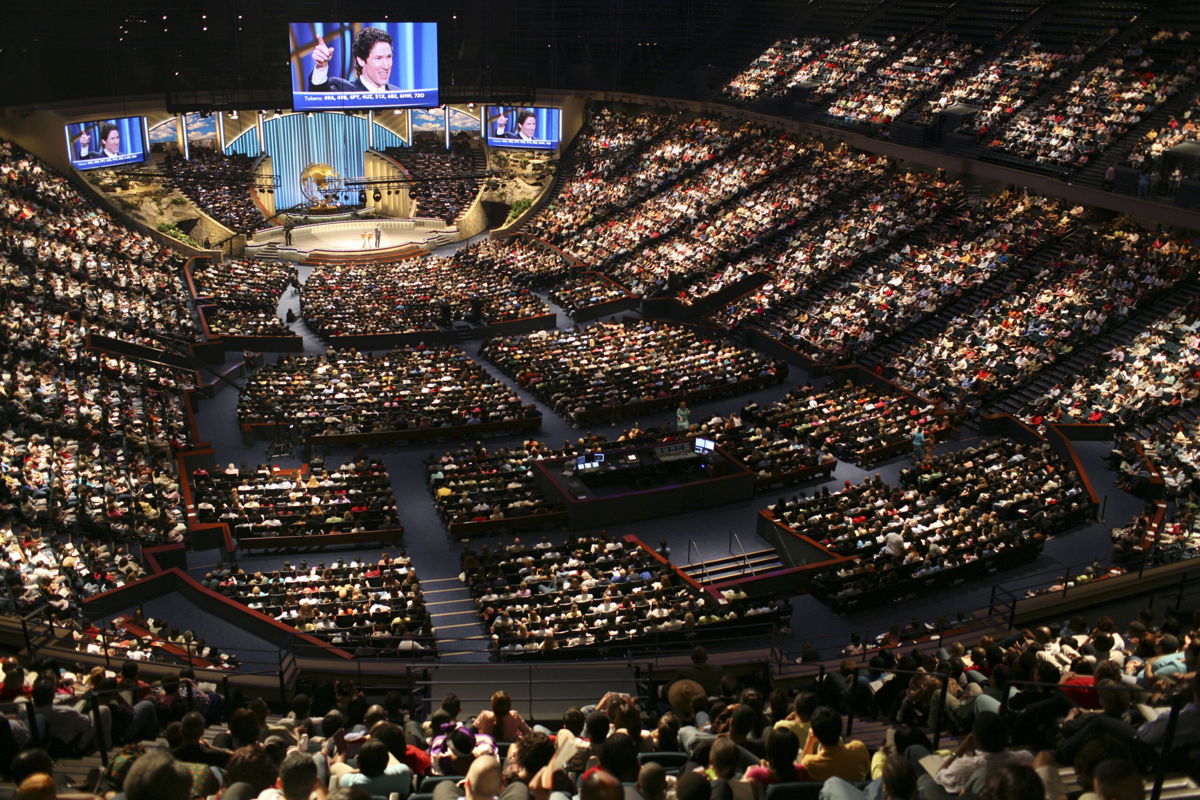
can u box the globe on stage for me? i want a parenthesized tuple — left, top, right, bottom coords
(299, 163, 345, 208)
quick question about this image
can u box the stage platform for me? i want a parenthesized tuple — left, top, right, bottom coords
(246, 217, 457, 261)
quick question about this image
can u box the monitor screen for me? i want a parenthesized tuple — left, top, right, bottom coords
(66, 117, 148, 171)
(484, 106, 561, 149)
(576, 455, 587, 468)
(694, 437, 716, 455)
(290, 22, 439, 110)
(594, 453, 605, 464)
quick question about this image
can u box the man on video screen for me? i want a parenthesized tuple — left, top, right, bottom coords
(308, 26, 399, 92)
(98, 124, 122, 157)
(515, 110, 538, 141)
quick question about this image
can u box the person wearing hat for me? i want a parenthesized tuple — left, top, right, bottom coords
(667, 679, 707, 719)
(678, 648, 724, 698)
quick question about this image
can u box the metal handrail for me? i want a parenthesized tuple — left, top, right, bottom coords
(729, 530, 750, 575)
(687, 539, 706, 582)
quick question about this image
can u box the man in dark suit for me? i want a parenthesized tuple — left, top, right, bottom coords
(98, 124, 122, 157)
(307, 27, 399, 92)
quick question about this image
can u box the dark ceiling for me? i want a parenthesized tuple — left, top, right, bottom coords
(2, 0, 796, 110)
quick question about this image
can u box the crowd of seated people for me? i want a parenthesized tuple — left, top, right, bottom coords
(990, 41, 1198, 168)
(190, 258, 296, 311)
(687, 410, 835, 487)
(598, 413, 834, 490)
(741, 381, 949, 468)
(761, 191, 1071, 362)
(1126, 29, 1200, 167)
(0, 139, 196, 550)
(0, 149, 199, 348)
(0, 528, 144, 621)
(1126, 93, 1200, 179)
(6, 603, 1198, 800)
(210, 555, 435, 656)
(548, 272, 633, 318)
(927, 38, 1083, 135)
(161, 149, 263, 233)
(1137, 419, 1200, 500)
(0, 658, 232, 756)
(560, 125, 799, 270)
(712, 168, 959, 326)
(482, 321, 784, 423)
(723, 36, 832, 100)
(612, 142, 893, 297)
(567, 106, 677, 166)
(0, 412, 191, 544)
(190, 458, 402, 540)
(385, 148, 480, 225)
(74, 612, 239, 670)
(1020, 298, 1200, 428)
(825, 34, 980, 127)
(204, 308, 294, 337)
(452, 237, 571, 289)
(888, 223, 1200, 405)
(795, 35, 898, 102)
(812, 609, 1200, 786)
(1141, 506, 1200, 563)
(301, 254, 550, 338)
(466, 534, 789, 656)
(428, 439, 567, 529)
(238, 347, 539, 437)
(776, 439, 1089, 608)
(428, 414, 837, 532)
(530, 116, 741, 243)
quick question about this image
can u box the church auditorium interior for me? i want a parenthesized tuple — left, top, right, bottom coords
(2, 0, 1200, 797)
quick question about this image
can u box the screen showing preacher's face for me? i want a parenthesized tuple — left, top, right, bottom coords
(102, 128, 121, 155)
(519, 115, 537, 138)
(356, 41, 393, 87)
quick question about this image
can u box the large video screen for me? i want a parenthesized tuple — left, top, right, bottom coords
(484, 106, 561, 149)
(290, 22, 439, 111)
(65, 117, 148, 171)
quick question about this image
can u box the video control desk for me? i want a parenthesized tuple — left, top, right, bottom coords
(533, 438, 755, 529)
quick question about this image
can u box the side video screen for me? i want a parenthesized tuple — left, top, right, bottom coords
(484, 106, 561, 149)
(66, 117, 148, 171)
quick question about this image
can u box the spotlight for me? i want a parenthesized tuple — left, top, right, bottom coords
(373, 190, 382, 202)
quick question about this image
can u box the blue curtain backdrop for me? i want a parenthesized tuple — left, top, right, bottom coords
(225, 115, 406, 210)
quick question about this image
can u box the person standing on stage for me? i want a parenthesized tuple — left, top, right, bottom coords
(374, 224, 382, 248)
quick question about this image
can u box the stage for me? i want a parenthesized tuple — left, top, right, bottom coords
(246, 217, 457, 259)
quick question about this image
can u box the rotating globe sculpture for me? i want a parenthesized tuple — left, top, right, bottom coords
(299, 163, 345, 208)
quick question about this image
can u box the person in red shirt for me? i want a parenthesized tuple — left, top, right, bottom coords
(1059, 658, 1099, 709)
(0, 659, 31, 703)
